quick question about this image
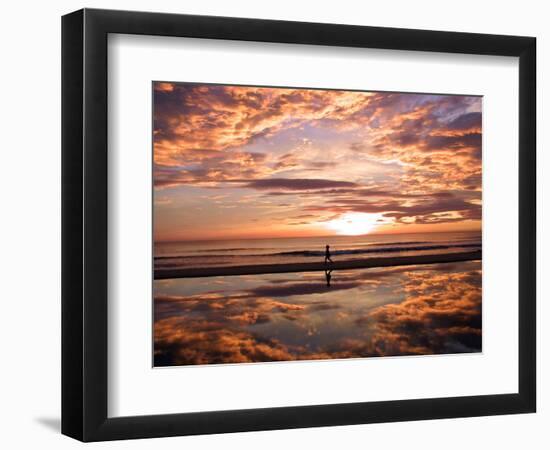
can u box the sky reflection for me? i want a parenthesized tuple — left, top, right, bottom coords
(154, 261, 481, 366)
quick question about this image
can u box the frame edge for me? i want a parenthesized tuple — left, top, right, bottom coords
(518, 36, 537, 413)
(61, 8, 537, 441)
(61, 8, 85, 442)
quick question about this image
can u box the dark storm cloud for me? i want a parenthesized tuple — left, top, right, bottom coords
(246, 178, 358, 191)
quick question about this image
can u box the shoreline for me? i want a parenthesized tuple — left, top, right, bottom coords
(154, 250, 482, 279)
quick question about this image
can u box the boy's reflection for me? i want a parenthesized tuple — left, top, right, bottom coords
(325, 268, 333, 287)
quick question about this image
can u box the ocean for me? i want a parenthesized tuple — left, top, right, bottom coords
(154, 230, 481, 271)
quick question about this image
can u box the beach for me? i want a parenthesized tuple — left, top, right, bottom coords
(153, 232, 483, 366)
(155, 249, 481, 279)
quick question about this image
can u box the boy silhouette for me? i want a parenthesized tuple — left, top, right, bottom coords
(324, 245, 333, 265)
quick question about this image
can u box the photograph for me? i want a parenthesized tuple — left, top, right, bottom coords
(152, 82, 483, 367)
(1, 0, 542, 446)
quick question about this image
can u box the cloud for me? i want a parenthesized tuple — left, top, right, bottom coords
(153, 82, 482, 235)
(446, 112, 482, 131)
(245, 178, 358, 191)
(153, 83, 376, 168)
(153, 151, 269, 188)
(424, 132, 481, 153)
(297, 189, 481, 225)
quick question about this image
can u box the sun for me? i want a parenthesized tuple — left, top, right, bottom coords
(324, 212, 385, 236)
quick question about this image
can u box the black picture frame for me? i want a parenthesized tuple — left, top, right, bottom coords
(62, 8, 536, 442)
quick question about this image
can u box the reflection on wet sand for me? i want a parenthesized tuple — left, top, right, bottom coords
(325, 269, 333, 287)
(154, 261, 481, 366)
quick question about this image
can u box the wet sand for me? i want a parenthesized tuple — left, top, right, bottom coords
(154, 250, 481, 279)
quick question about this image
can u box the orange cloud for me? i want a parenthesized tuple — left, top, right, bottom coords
(153, 82, 482, 239)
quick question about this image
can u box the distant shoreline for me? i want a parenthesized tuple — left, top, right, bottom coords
(154, 250, 481, 280)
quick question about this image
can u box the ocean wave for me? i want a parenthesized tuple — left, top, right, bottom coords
(155, 242, 481, 260)
(362, 240, 430, 247)
(272, 243, 481, 257)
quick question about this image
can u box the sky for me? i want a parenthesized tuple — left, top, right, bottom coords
(153, 82, 482, 242)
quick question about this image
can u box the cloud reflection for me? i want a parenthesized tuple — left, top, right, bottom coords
(154, 261, 481, 366)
